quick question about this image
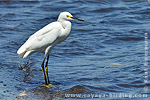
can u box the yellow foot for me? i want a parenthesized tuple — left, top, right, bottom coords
(42, 84, 56, 88)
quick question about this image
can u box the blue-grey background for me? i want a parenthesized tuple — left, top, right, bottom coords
(0, 0, 150, 100)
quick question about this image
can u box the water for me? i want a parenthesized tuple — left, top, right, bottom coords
(0, 0, 150, 100)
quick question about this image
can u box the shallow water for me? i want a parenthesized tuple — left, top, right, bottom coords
(0, 0, 150, 100)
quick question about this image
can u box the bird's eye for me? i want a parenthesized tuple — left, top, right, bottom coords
(66, 15, 72, 18)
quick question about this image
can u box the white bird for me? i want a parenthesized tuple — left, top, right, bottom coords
(17, 12, 83, 86)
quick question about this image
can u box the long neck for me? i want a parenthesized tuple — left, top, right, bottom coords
(58, 19, 72, 36)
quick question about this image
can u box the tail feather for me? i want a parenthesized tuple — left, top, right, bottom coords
(17, 50, 33, 58)
(23, 51, 33, 58)
(17, 44, 26, 54)
(18, 51, 27, 58)
(17, 45, 28, 58)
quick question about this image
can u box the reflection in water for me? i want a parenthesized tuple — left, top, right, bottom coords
(17, 61, 92, 99)
(18, 61, 33, 82)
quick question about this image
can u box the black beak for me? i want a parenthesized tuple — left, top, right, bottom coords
(71, 17, 84, 21)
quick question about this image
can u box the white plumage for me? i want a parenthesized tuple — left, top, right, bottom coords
(17, 12, 83, 85)
(17, 12, 72, 58)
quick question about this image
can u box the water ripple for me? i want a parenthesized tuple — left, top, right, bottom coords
(0, 0, 150, 99)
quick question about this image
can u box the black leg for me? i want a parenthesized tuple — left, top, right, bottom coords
(41, 54, 48, 85)
(45, 54, 50, 84)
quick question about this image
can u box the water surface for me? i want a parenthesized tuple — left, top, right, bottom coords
(0, 0, 150, 100)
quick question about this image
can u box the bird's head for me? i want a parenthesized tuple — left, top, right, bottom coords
(58, 12, 84, 22)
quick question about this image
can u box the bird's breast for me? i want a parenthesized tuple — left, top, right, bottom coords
(57, 21, 71, 43)
(57, 32, 70, 43)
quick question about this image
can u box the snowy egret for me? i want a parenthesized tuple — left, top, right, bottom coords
(17, 12, 84, 86)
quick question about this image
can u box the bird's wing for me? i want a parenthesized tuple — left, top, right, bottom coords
(28, 22, 58, 41)
(19, 22, 62, 52)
